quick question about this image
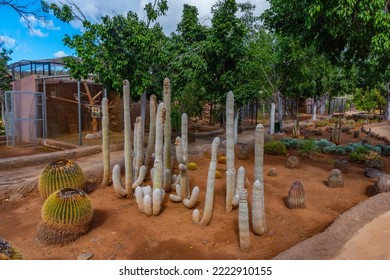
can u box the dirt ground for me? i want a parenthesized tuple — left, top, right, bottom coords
(0, 123, 389, 260)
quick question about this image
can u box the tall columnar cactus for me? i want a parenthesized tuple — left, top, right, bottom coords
(286, 180, 305, 209)
(101, 97, 110, 187)
(145, 94, 157, 167)
(252, 180, 267, 235)
(38, 159, 86, 199)
(327, 169, 344, 188)
(0, 238, 22, 260)
(331, 117, 342, 145)
(192, 137, 220, 226)
(238, 188, 250, 251)
(175, 137, 184, 164)
(181, 113, 188, 164)
(134, 117, 144, 180)
(37, 188, 93, 245)
(154, 102, 166, 190)
(254, 124, 264, 182)
(123, 80, 133, 192)
(134, 186, 165, 216)
(226, 91, 236, 213)
(163, 78, 171, 174)
(292, 119, 300, 138)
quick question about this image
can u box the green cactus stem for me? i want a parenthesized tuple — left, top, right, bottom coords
(101, 97, 110, 187)
(226, 91, 235, 213)
(193, 137, 220, 226)
(327, 169, 344, 188)
(286, 180, 305, 209)
(252, 180, 267, 235)
(0, 238, 22, 260)
(163, 78, 172, 174)
(37, 188, 93, 245)
(145, 94, 157, 167)
(38, 159, 86, 199)
(238, 188, 250, 251)
(123, 80, 133, 192)
(153, 103, 166, 190)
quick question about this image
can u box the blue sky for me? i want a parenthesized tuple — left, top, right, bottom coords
(0, 0, 269, 63)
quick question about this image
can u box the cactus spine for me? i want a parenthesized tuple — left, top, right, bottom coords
(163, 78, 171, 173)
(38, 159, 86, 199)
(286, 180, 305, 208)
(123, 80, 133, 192)
(145, 94, 157, 167)
(37, 188, 93, 245)
(327, 169, 344, 188)
(193, 137, 220, 226)
(101, 97, 110, 187)
(226, 91, 236, 213)
(238, 188, 250, 251)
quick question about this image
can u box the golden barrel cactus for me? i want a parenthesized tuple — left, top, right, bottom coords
(37, 188, 93, 245)
(38, 159, 86, 199)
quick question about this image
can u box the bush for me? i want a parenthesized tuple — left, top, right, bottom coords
(316, 139, 335, 152)
(299, 139, 318, 159)
(349, 146, 368, 162)
(264, 141, 287, 155)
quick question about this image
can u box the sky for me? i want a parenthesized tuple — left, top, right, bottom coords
(0, 0, 270, 63)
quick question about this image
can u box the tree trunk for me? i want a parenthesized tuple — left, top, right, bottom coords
(278, 93, 283, 129)
(386, 82, 390, 121)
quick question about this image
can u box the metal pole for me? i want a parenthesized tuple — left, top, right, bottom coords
(78, 80, 82, 146)
(43, 79, 47, 138)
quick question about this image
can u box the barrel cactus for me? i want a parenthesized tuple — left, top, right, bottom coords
(0, 238, 22, 260)
(38, 159, 86, 199)
(333, 159, 349, 173)
(188, 162, 198, 171)
(37, 188, 93, 245)
(286, 156, 299, 169)
(286, 180, 305, 209)
(327, 169, 344, 188)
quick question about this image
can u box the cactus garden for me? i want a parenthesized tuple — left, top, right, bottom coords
(1, 84, 390, 260)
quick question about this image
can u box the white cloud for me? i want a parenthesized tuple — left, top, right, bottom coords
(0, 35, 17, 48)
(54, 50, 68, 58)
(20, 15, 60, 37)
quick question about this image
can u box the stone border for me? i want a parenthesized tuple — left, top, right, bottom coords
(273, 192, 390, 260)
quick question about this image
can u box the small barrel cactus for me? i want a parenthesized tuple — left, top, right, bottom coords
(215, 170, 222, 179)
(268, 168, 278, 176)
(327, 169, 344, 188)
(286, 156, 299, 169)
(37, 188, 93, 245)
(286, 180, 305, 209)
(188, 162, 198, 171)
(375, 174, 390, 194)
(38, 159, 86, 199)
(0, 238, 22, 260)
(217, 156, 227, 164)
(333, 159, 349, 173)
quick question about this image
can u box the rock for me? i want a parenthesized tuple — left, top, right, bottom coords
(268, 168, 278, 176)
(375, 174, 390, 193)
(365, 167, 382, 179)
(77, 252, 93, 260)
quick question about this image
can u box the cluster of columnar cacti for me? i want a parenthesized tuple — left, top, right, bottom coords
(0, 238, 22, 260)
(38, 159, 86, 199)
(101, 97, 110, 187)
(331, 117, 342, 145)
(169, 112, 199, 209)
(286, 156, 299, 169)
(225, 91, 236, 213)
(292, 119, 300, 138)
(286, 180, 305, 209)
(37, 188, 93, 245)
(134, 186, 165, 216)
(327, 169, 344, 188)
(193, 137, 220, 225)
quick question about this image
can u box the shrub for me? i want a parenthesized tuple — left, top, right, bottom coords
(264, 141, 287, 155)
(316, 139, 335, 152)
(299, 139, 318, 159)
(349, 145, 368, 162)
